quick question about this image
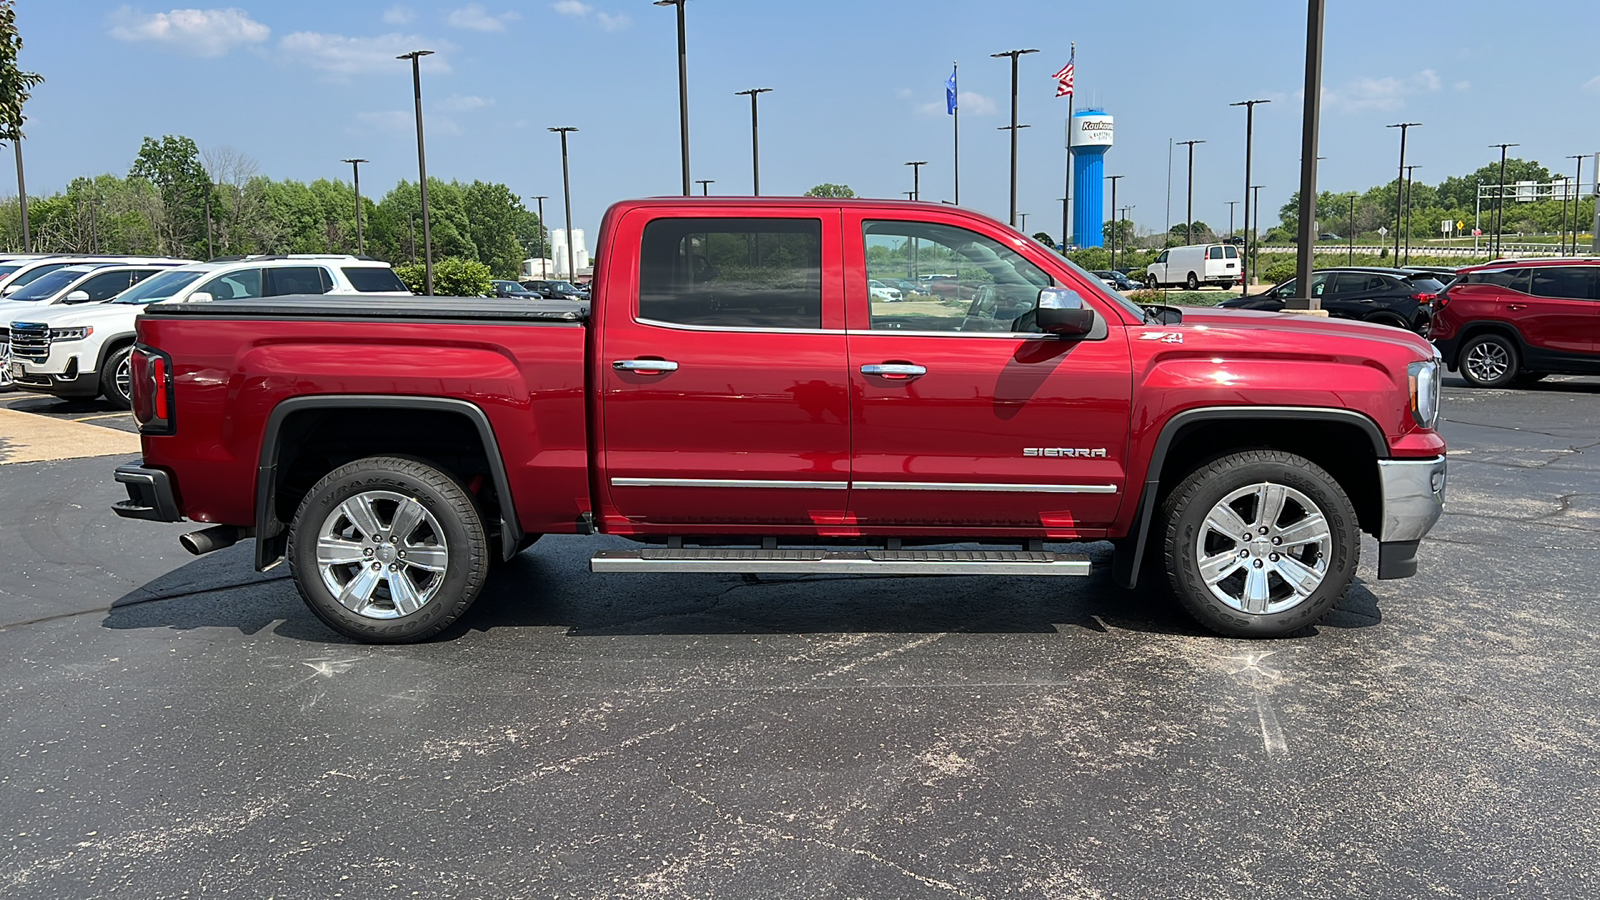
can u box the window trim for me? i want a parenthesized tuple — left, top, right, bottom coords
(634, 214, 828, 333)
(860, 218, 1056, 335)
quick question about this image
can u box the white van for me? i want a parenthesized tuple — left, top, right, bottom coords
(1145, 243, 1241, 290)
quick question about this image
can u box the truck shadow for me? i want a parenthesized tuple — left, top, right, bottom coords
(100, 540, 1383, 643)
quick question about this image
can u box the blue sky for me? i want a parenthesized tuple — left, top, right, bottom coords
(13, 1, 1600, 241)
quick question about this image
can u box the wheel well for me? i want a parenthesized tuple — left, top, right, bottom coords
(1154, 419, 1382, 537)
(97, 336, 136, 372)
(1449, 322, 1523, 367)
(267, 406, 506, 545)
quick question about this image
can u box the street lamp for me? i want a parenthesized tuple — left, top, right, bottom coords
(530, 195, 548, 275)
(550, 127, 579, 282)
(1565, 154, 1586, 256)
(1294, 0, 1326, 310)
(905, 161, 927, 201)
(991, 48, 1038, 226)
(1230, 98, 1270, 293)
(398, 49, 436, 295)
(695, 179, 714, 196)
(1385, 122, 1421, 262)
(1176, 140, 1205, 245)
(1105, 174, 1123, 270)
(1227, 200, 1238, 238)
(1403, 164, 1421, 265)
(341, 158, 368, 254)
(1251, 184, 1264, 286)
(655, 0, 691, 196)
(1019, 212, 1029, 234)
(734, 88, 771, 196)
(1488, 142, 1519, 256)
(12, 138, 29, 252)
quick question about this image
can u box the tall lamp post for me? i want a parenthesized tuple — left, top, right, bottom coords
(991, 48, 1038, 226)
(341, 158, 368, 254)
(1384, 122, 1421, 263)
(905, 160, 927, 201)
(1403, 164, 1421, 265)
(12, 139, 29, 252)
(1294, 0, 1326, 310)
(734, 88, 771, 196)
(1226, 200, 1238, 238)
(695, 179, 714, 196)
(1251, 184, 1264, 288)
(550, 127, 579, 282)
(1176, 140, 1205, 245)
(530, 195, 548, 275)
(1230, 98, 1269, 294)
(1348, 194, 1356, 265)
(203, 182, 214, 259)
(655, 0, 692, 196)
(1565, 154, 1586, 256)
(1105, 174, 1123, 270)
(1488, 142, 1518, 257)
(398, 49, 435, 295)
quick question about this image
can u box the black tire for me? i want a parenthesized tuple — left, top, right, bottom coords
(1145, 275, 1159, 289)
(100, 344, 134, 409)
(1365, 313, 1410, 330)
(287, 455, 490, 643)
(1161, 450, 1358, 638)
(1459, 333, 1519, 388)
(1185, 272, 1199, 291)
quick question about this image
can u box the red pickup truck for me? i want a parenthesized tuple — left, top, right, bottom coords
(112, 198, 1447, 643)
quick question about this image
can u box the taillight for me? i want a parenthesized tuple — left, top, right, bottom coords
(1409, 292, 1437, 306)
(1433, 290, 1451, 311)
(130, 344, 175, 435)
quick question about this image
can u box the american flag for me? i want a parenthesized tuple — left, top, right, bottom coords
(1054, 56, 1074, 98)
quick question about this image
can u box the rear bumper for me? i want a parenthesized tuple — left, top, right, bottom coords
(1376, 455, 1447, 579)
(112, 462, 183, 522)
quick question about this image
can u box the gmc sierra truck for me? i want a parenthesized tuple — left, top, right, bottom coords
(111, 198, 1447, 643)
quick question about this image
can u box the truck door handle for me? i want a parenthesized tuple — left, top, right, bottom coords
(861, 363, 927, 379)
(613, 359, 679, 374)
(1506, 303, 1528, 311)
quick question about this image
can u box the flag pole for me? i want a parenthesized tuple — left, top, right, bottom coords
(952, 61, 960, 205)
(1062, 43, 1074, 250)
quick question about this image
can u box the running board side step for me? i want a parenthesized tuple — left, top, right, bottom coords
(590, 548, 1091, 576)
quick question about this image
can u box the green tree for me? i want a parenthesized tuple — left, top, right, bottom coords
(129, 135, 211, 257)
(1436, 158, 1552, 212)
(0, 0, 41, 144)
(1103, 219, 1136, 250)
(804, 183, 856, 198)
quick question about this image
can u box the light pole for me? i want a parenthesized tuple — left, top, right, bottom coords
(530, 195, 548, 274)
(341, 158, 367, 254)
(905, 161, 927, 201)
(1105, 174, 1123, 270)
(1230, 98, 1270, 294)
(695, 179, 714, 196)
(991, 48, 1038, 226)
(1177, 140, 1204, 245)
(1566, 154, 1586, 256)
(655, 0, 691, 196)
(1251, 184, 1264, 286)
(734, 88, 771, 196)
(1227, 200, 1238, 238)
(203, 183, 214, 258)
(1293, 0, 1326, 309)
(12, 139, 29, 252)
(1403, 164, 1421, 265)
(1348, 193, 1356, 265)
(1383, 122, 1421, 264)
(1019, 212, 1029, 234)
(398, 49, 436, 294)
(550, 127, 579, 283)
(1488, 143, 1518, 257)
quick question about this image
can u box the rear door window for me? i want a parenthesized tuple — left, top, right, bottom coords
(1464, 269, 1530, 294)
(1529, 267, 1599, 301)
(638, 217, 823, 329)
(78, 270, 135, 301)
(1207, 247, 1225, 260)
(265, 266, 333, 296)
(197, 268, 263, 300)
(1224, 246, 1238, 259)
(342, 267, 409, 293)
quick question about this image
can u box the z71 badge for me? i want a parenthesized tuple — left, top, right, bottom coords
(1024, 448, 1108, 458)
(1139, 331, 1184, 344)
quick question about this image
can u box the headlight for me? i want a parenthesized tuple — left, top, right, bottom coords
(1408, 357, 1441, 429)
(50, 326, 93, 341)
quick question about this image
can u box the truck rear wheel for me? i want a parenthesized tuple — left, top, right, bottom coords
(1160, 450, 1357, 638)
(287, 456, 490, 643)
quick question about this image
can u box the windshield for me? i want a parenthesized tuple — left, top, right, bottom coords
(0, 264, 21, 280)
(7, 268, 84, 302)
(1061, 255, 1147, 321)
(113, 269, 204, 304)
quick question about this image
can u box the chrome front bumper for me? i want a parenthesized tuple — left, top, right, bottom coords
(1375, 455, 1447, 578)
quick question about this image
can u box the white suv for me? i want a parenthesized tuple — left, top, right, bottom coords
(6, 255, 411, 407)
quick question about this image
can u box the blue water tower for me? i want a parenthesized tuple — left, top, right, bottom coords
(1070, 110, 1114, 248)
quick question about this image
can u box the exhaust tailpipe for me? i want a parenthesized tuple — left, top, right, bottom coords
(180, 525, 252, 556)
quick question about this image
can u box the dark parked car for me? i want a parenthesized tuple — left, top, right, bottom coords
(1429, 258, 1600, 387)
(520, 279, 590, 301)
(1092, 270, 1142, 293)
(490, 280, 543, 299)
(1218, 267, 1445, 332)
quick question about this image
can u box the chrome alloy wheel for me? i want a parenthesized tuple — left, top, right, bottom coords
(114, 354, 133, 403)
(1464, 340, 1510, 385)
(316, 490, 449, 619)
(0, 341, 11, 388)
(1195, 482, 1332, 615)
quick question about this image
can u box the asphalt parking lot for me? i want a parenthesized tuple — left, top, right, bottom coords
(2, 377, 1598, 899)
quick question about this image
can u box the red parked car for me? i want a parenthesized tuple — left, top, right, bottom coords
(112, 198, 1447, 643)
(1429, 258, 1600, 387)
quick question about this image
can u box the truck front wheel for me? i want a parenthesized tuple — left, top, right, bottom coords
(287, 456, 490, 643)
(1160, 450, 1358, 638)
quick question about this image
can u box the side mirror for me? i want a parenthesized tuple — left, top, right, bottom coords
(64, 290, 92, 304)
(1, 284, 17, 296)
(1035, 288, 1097, 337)
(187, 291, 214, 304)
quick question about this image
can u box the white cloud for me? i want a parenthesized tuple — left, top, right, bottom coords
(438, 93, 493, 112)
(355, 110, 460, 136)
(553, 2, 629, 31)
(1322, 69, 1445, 113)
(1585, 75, 1600, 95)
(1454, 80, 1471, 91)
(279, 31, 454, 76)
(447, 4, 520, 31)
(381, 5, 414, 25)
(107, 6, 270, 57)
(918, 91, 997, 117)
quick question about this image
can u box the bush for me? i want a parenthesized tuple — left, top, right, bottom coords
(1261, 259, 1297, 285)
(393, 256, 494, 297)
(1066, 247, 1111, 271)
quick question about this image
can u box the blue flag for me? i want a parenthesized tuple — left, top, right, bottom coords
(946, 68, 957, 115)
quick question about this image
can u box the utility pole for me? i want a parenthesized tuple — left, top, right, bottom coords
(203, 184, 213, 259)
(550, 127, 579, 282)
(695, 179, 714, 196)
(1230, 98, 1270, 295)
(1227, 200, 1238, 238)
(905, 160, 927, 201)
(398, 49, 436, 294)
(655, 0, 691, 196)
(734, 88, 771, 196)
(1348, 194, 1356, 265)
(991, 48, 1038, 226)
(1177, 140, 1204, 245)
(1488, 143, 1519, 257)
(1384, 123, 1421, 263)
(530, 195, 548, 274)
(1019, 212, 1029, 234)
(1105, 174, 1123, 270)
(1566, 154, 1586, 256)
(12, 139, 29, 252)
(1403, 164, 1421, 265)
(1294, 0, 1326, 310)
(341, 158, 367, 254)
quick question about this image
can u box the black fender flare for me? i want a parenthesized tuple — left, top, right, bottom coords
(254, 395, 523, 571)
(1112, 405, 1388, 588)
